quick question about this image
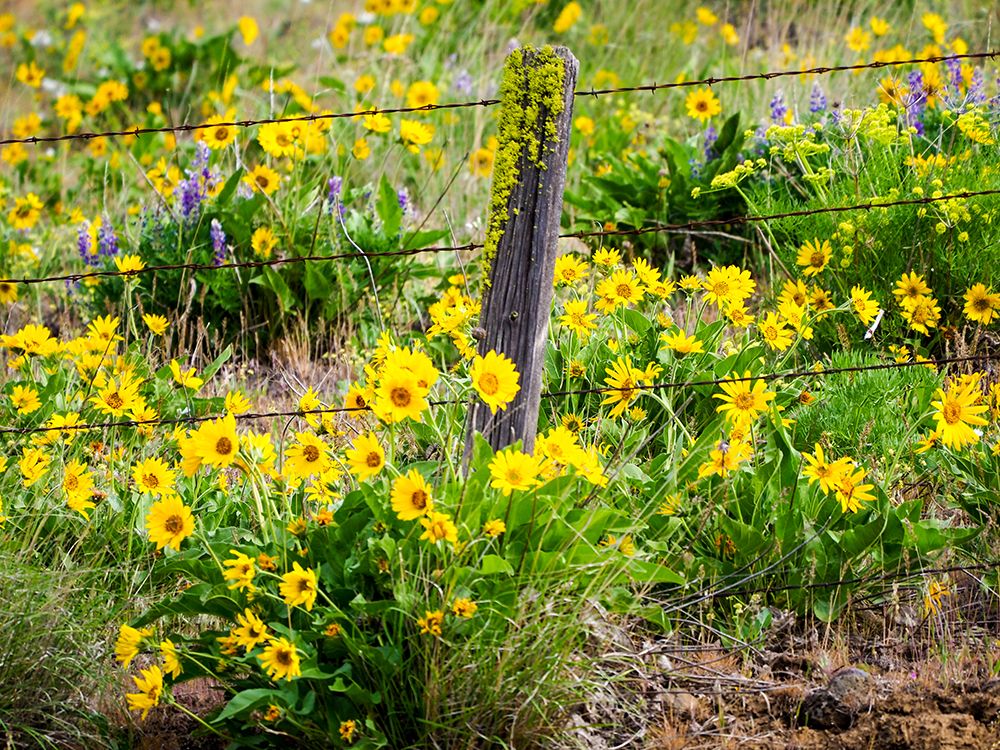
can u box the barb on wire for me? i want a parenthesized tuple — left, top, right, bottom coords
(1, 353, 993, 438)
(3, 189, 998, 287)
(1, 50, 995, 148)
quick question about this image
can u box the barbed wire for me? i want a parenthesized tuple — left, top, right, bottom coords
(3, 189, 997, 287)
(0, 50, 994, 147)
(567, 189, 1000, 242)
(575, 49, 998, 97)
(700, 561, 998, 601)
(0, 242, 483, 287)
(0, 99, 501, 147)
(543, 354, 998, 401)
(0, 352, 991, 438)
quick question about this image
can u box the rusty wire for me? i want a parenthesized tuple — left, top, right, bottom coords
(0, 50, 994, 147)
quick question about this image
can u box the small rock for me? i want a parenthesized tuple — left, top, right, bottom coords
(828, 666, 874, 711)
(798, 666, 874, 729)
(661, 690, 701, 720)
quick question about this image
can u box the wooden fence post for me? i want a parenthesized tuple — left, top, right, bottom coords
(464, 45, 578, 457)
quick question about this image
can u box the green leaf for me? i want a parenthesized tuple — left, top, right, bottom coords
(479, 554, 514, 576)
(376, 175, 402, 239)
(401, 229, 449, 251)
(624, 559, 684, 585)
(201, 344, 233, 381)
(304, 263, 334, 302)
(841, 515, 886, 557)
(620, 308, 651, 336)
(318, 76, 347, 93)
(251, 266, 298, 312)
(215, 168, 244, 206)
(215, 688, 283, 722)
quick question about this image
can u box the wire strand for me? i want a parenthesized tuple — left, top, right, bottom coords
(1, 353, 991, 437)
(3, 189, 997, 287)
(1, 50, 994, 147)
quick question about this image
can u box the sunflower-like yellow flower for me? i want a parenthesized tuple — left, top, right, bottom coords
(345, 431, 385, 481)
(284, 432, 331, 479)
(391, 469, 434, 520)
(258, 637, 302, 681)
(601, 356, 650, 418)
(223, 550, 257, 593)
(470, 350, 520, 414)
(795, 238, 831, 277)
(685, 87, 721, 122)
(191, 412, 239, 469)
(488, 447, 543, 496)
(145, 495, 195, 551)
(125, 665, 163, 720)
(279, 562, 318, 611)
(713, 372, 776, 427)
(931, 381, 989, 449)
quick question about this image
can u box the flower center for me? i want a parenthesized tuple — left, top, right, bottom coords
(304, 445, 320, 462)
(275, 648, 292, 666)
(164, 514, 183, 534)
(390, 386, 411, 408)
(65, 475, 79, 490)
(942, 402, 963, 425)
(366, 451, 382, 468)
(478, 372, 499, 395)
(106, 392, 124, 409)
(143, 473, 159, 488)
(733, 392, 755, 411)
(810, 251, 825, 267)
(215, 127, 230, 141)
(616, 283, 632, 298)
(216, 437, 233, 455)
(411, 489, 428, 510)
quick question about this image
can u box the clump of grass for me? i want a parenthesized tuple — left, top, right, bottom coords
(791, 349, 939, 466)
(0, 561, 127, 749)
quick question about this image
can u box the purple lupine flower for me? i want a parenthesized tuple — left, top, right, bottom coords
(176, 176, 204, 220)
(78, 222, 99, 267)
(210, 219, 226, 266)
(907, 70, 927, 112)
(688, 156, 702, 180)
(397, 188, 409, 214)
(703, 124, 718, 159)
(189, 141, 210, 175)
(770, 92, 787, 122)
(98, 216, 119, 257)
(327, 176, 342, 207)
(968, 68, 985, 104)
(236, 180, 253, 200)
(453, 69, 473, 95)
(809, 82, 827, 113)
(945, 57, 963, 93)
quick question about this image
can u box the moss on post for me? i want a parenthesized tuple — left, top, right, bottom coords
(482, 45, 567, 284)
